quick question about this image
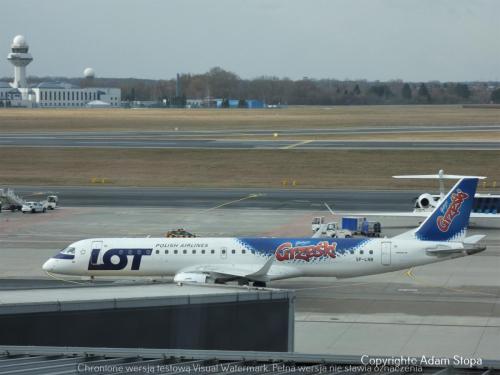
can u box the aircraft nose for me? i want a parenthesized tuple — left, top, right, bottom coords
(42, 259, 54, 272)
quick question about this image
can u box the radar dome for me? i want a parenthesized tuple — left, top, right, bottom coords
(83, 67, 95, 78)
(12, 35, 27, 48)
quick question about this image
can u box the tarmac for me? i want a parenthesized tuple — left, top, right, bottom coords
(11, 185, 420, 210)
(0, 202, 499, 359)
(0, 135, 499, 150)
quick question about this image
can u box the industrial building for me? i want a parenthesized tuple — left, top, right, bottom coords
(0, 35, 121, 108)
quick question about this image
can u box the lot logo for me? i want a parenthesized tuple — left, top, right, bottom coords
(88, 248, 152, 271)
(275, 241, 337, 262)
(437, 189, 469, 232)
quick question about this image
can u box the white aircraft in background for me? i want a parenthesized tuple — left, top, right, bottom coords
(43, 179, 486, 287)
(329, 170, 500, 229)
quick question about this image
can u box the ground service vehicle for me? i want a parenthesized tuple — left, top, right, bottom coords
(47, 195, 58, 210)
(22, 201, 48, 213)
(312, 216, 381, 238)
(312, 221, 353, 238)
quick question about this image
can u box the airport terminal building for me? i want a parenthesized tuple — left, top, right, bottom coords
(0, 35, 120, 108)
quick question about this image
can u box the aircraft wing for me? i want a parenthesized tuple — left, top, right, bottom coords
(175, 259, 301, 282)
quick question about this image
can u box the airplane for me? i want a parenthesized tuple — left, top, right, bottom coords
(43, 178, 486, 287)
(321, 170, 500, 229)
(395, 170, 500, 228)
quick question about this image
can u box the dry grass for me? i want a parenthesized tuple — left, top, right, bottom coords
(1, 105, 500, 133)
(1, 148, 499, 190)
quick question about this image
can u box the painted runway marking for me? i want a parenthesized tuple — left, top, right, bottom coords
(281, 140, 313, 149)
(202, 193, 265, 212)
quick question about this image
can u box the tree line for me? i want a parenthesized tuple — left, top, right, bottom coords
(7, 67, 500, 105)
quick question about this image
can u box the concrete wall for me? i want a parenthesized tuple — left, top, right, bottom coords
(0, 298, 292, 352)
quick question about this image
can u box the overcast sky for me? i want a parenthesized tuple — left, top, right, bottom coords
(1, 0, 499, 81)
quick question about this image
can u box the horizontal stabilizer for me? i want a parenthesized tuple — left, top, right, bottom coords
(463, 234, 486, 244)
(425, 244, 463, 255)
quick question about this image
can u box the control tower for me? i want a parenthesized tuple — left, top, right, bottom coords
(7, 35, 33, 88)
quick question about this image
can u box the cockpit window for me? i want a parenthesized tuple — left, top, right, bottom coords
(61, 247, 76, 255)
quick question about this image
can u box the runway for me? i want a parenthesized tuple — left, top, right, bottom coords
(4, 124, 500, 137)
(0, 134, 499, 150)
(12, 185, 420, 211)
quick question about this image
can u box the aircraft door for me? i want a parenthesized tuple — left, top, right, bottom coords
(220, 246, 227, 259)
(90, 241, 103, 265)
(381, 242, 391, 266)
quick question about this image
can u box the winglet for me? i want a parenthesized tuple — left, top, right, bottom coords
(246, 257, 274, 278)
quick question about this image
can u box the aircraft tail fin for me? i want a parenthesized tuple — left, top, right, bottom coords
(413, 178, 478, 242)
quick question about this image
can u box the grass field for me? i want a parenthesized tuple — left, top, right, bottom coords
(1, 148, 499, 190)
(1, 105, 499, 189)
(1, 105, 500, 133)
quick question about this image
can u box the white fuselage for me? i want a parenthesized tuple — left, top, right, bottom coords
(43, 237, 467, 281)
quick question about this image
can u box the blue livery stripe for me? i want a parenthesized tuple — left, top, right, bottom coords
(237, 237, 369, 262)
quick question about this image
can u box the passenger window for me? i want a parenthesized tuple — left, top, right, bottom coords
(350, 250, 354, 254)
(183, 250, 187, 254)
(211, 250, 215, 254)
(360, 250, 364, 255)
(165, 250, 168, 254)
(221, 249, 226, 254)
(202, 250, 205, 254)
(231, 249, 235, 254)
(369, 250, 373, 254)
(156, 250, 159, 254)
(192, 250, 196, 254)
(174, 250, 178, 254)
(242, 249, 246, 254)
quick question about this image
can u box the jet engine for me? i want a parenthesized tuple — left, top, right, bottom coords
(415, 193, 439, 209)
(173, 272, 209, 284)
